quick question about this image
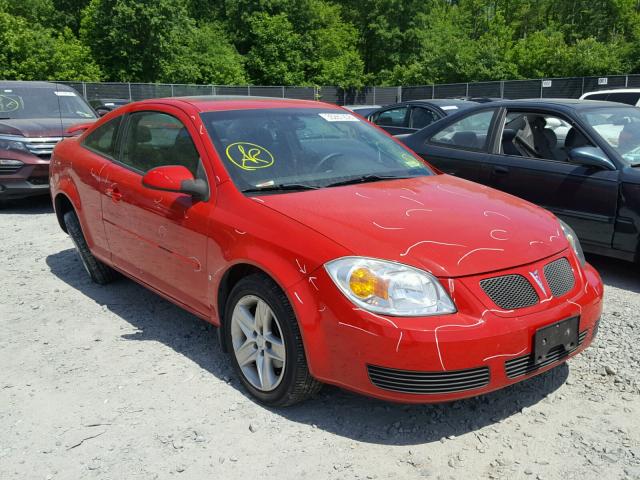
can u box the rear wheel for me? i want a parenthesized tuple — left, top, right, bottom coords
(225, 273, 322, 406)
(63, 210, 118, 285)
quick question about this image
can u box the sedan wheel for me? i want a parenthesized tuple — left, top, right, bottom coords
(230, 295, 286, 392)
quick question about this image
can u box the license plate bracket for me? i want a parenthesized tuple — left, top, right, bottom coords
(533, 317, 579, 364)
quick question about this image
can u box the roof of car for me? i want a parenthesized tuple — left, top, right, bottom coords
(446, 98, 628, 111)
(581, 88, 640, 96)
(407, 99, 477, 106)
(0, 80, 77, 91)
(145, 95, 337, 112)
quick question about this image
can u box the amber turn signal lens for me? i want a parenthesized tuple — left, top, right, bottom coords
(349, 267, 388, 300)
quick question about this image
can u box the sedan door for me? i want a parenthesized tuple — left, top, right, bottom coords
(483, 109, 619, 249)
(369, 105, 412, 135)
(403, 108, 498, 185)
(101, 106, 212, 315)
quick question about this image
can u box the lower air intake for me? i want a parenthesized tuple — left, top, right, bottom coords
(367, 364, 490, 395)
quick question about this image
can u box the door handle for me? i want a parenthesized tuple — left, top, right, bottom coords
(493, 166, 509, 175)
(106, 186, 123, 202)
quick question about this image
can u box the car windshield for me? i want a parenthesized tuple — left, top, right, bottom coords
(580, 106, 640, 165)
(0, 86, 96, 120)
(200, 108, 432, 194)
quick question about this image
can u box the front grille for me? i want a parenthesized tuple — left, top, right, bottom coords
(480, 274, 539, 310)
(24, 137, 62, 160)
(544, 257, 575, 297)
(505, 329, 588, 378)
(0, 165, 22, 175)
(367, 364, 490, 394)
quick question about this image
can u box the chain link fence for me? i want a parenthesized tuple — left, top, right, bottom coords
(57, 74, 640, 107)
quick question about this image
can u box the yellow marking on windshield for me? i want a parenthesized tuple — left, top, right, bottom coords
(0, 95, 20, 113)
(226, 142, 275, 171)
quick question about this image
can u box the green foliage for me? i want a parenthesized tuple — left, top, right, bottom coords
(2, 0, 640, 86)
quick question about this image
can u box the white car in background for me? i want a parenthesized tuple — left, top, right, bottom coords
(580, 88, 640, 107)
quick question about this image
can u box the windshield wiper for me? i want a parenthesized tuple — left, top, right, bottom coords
(325, 174, 415, 188)
(242, 183, 319, 194)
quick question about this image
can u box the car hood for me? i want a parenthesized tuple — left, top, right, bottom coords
(260, 175, 568, 277)
(0, 118, 95, 137)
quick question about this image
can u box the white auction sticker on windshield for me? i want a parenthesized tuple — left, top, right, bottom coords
(319, 113, 359, 122)
(53, 91, 76, 97)
(441, 105, 458, 111)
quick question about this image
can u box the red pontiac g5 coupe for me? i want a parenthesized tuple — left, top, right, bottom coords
(49, 97, 604, 406)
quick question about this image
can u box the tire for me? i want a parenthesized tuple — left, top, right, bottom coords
(225, 273, 322, 406)
(63, 210, 118, 285)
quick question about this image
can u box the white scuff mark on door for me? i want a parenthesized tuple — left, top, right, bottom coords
(490, 229, 509, 241)
(483, 210, 511, 221)
(457, 247, 504, 266)
(400, 240, 466, 257)
(483, 347, 527, 362)
(189, 257, 202, 272)
(372, 221, 404, 230)
(338, 322, 378, 337)
(405, 208, 432, 216)
(355, 192, 371, 199)
(234, 229, 246, 235)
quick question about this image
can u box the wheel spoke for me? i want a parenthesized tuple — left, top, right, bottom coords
(265, 335, 285, 363)
(260, 353, 276, 390)
(234, 305, 256, 339)
(255, 300, 271, 335)
(235, 339, 257, 367)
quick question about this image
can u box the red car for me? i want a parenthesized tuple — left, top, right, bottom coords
(49, 97, 604, 406)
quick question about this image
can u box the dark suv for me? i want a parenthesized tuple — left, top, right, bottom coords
(0, 81, 96, 200)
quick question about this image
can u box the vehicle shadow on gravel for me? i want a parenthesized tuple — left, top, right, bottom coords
(0, 196, 53, 214)
(587, 253, 640, 294)
(47, 248, 569, 446)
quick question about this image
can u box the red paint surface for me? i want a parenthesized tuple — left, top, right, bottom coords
(50, 97, 604, 403)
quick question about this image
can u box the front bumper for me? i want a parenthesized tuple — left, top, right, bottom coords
(289, 251, 603, 403)
(0, 162, 50, 200)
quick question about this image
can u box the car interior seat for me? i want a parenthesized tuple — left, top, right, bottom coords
(451, 131, 479, 149)
(171, 128, 200, 176)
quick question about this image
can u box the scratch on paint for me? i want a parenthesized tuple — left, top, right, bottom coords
(338, 322, 378, 337)
(353, 307, 398, 329)
(434, 319, 484, 370)
(483, 347, 527, 362)
(234, 229, 246, 235)
(401, 187, 417, 195)
(490, 229, 509, 241)
(295, 259, 307, 274)
(400, 240, 466, 257)
(355, 192, 371, 199)
(251, 197, 265, 203)
(294, 292, 303, 304)
(188, 256, 202, 272)
(372, 221, 404, 230)
(199, 124, 204, 135)
(529, 240, 544, 246)
(318, 305, 327, 312)
(399, 195, 425, 206)
(308, 276, 319, 290)
(484, 210, 511, 221)
(437, 184, 474, 198)
(405, 208, 432, 216)
(395, 331, 404, 352)
(457, 248, 504, 266)
(567, 299, 582, 315)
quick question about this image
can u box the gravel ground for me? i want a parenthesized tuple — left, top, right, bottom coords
(1, 197, 639, 480)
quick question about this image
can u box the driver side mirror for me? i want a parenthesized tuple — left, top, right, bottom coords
(142, 165, 208, 200)
(95, 108, 110, 117)
(568, 146, 615, 170)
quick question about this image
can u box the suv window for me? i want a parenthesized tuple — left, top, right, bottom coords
(606, 92, 640, 106)
(120, 112, 200, 176)
(372, 106, 409, 127)
(585, 93, 609, 101)
(83, 116, 122, 158)
(430, 110, 494, 150)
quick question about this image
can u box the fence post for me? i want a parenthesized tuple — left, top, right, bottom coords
(398, 86, 402, 102)
(171, 84, 174, 96)
(625, 75, 629, 88)
(372, 86, 376, 105)
(465, 83, 469, 97)
(581, 77, 585, 96)
(282, 86, 285, 98)
(82, 82, 87, 99)
(128, 82, 132, 101)
(500, 80, 504, 99)
(247, 85, 251, 96)
(539, 79, 543, 99)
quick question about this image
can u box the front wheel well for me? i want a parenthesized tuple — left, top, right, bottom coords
(54, 194, 75, 233)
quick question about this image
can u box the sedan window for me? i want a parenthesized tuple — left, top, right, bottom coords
(371, 107, 409, 128)
(429, 110, 494, 150)
(83, 116, 122, 158)
(120, 112, 201, 176)
(411, 107, 438, 129)
(581, 106, 640, 165)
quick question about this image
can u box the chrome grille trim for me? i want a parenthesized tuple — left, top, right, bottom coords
(24, 137, 63, 159)
(544, 257, 575, 298)
(504, 329, 588, 378)
(367, 364, 490, 394)
(480, 274, 539, 310)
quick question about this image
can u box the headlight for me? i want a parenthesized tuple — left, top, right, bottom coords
(559, 220, 585, 266)
(0, 135, 28, 152)
(324, 257, 456, 316)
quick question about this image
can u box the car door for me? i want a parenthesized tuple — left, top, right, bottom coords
(404, 108, 498, 185)
(369, 105, 412, 135)
(484, 108, 619, 248)
(101, 105, 212, 315)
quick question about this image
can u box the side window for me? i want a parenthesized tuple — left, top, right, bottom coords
(83, 116, 122, 157)
(120, 112, 200, 176)
(372, 107, 409, 127)
(429, 110, 494, 150)
(606, 92, 640, 106)
(500, 112, 587, 162)
(584, 93, 609, 101)
(411, 107, 438, 129)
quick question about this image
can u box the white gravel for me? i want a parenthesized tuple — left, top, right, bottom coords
(1, 197, 639, 480)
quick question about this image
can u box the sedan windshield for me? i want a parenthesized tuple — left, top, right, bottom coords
(580, 107, 640, 165)
(0, 86, 96, 120)
(200, 108, 432, 193)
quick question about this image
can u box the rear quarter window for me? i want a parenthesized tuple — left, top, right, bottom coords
(83, 116, 122, 158)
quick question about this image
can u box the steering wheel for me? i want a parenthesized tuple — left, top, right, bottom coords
(312, 152, 344, 173)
